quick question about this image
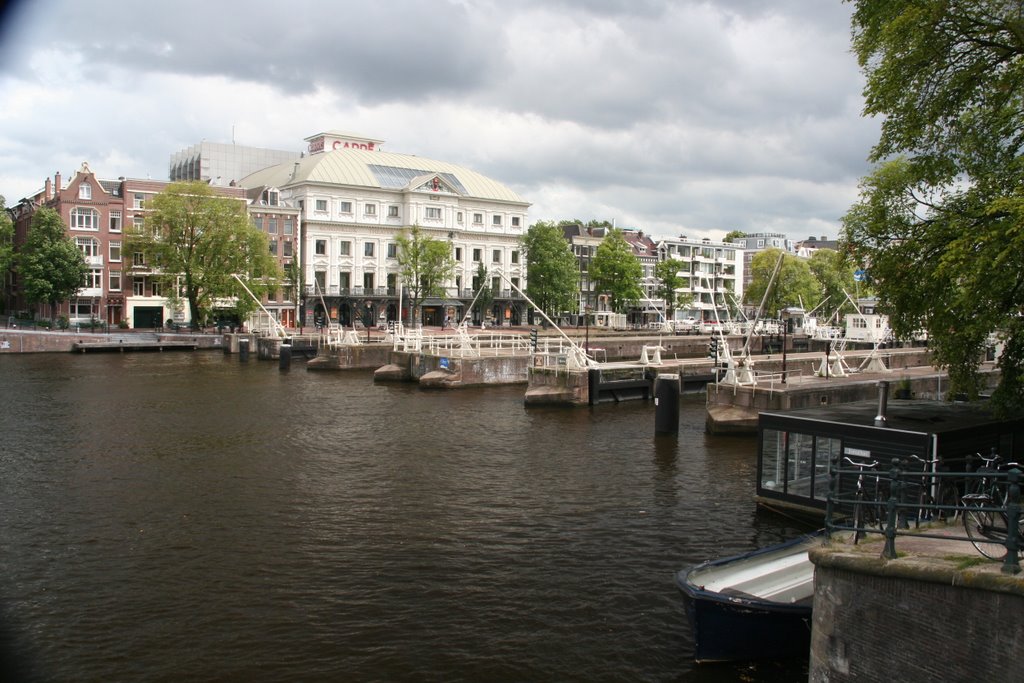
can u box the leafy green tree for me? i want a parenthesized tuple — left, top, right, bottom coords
(17, 207, 88, 317)
(589, 228, 643, 313)
(842, 1, 1024, 408)
(722, 230, 746, 243)
(395, 224, 455, 325)
(129, 181, 280, 327)
(807, 249, 860, 319)
(0, 195, 13, 311)
(521, 220, 579, 318)
(744, 248, 819, 318)
(654, 258, 685, 319)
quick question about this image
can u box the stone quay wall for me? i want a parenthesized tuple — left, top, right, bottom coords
(0, 328, 224, 353)
(810, 556, 1024, 683)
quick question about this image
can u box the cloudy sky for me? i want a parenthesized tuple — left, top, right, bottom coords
(0, 0, 878, 242)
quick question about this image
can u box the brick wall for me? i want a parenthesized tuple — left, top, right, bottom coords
(810, 563, 1024, 682)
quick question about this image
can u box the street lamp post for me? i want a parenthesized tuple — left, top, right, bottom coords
(364, 302, 372, 343)
(585, 305, 592, 352)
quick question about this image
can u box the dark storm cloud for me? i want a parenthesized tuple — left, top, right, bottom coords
(0, 0, 876, 239)
(8, 0, 504, 100)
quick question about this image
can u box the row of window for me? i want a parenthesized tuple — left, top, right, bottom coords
(314, 240, 393, 258)
(76, 184, 146, 207)
(313, 270, 522, 294)
(312, 239, 520, 264)
(70, 207, 147, 233)
(251, 216, 295, 235)
(267, 239, 293, 257)
(662, 245, 739, 260)
(74, 269, 296, 303)
(308, 198, 521, 228)
(313, 199, 396, 217)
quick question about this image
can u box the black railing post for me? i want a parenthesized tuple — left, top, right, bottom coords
(825, 460, 838, 540)
(1002, 468, 1021, 575)
(882, 458, 900, 560)
(897, 458, 910, 530)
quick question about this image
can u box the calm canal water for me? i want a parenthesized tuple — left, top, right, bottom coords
(0, 352, 811, 682)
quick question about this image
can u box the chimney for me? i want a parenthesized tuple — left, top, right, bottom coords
(44, 177, 51, 200)
(54, 172, 62, 195)
(874, 380, 890, 427)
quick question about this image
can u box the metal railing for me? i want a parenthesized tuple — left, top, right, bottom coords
(825, 458, 1023, 574)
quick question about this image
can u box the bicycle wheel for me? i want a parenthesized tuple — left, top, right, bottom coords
(852, 497, 865, 544)
(963, 498, 1009, 560)
(937, 483, 960, 522)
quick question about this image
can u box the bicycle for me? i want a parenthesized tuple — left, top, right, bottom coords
(842, 456, 880, 544)
(961, 450, 1024, 560)
(903, 454, 961, 526)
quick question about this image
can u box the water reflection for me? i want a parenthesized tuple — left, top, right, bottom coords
(0, 353, 812, 682)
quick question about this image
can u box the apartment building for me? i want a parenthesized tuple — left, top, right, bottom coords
(6, 163, 297, 329)
(655, 236, 744, 323)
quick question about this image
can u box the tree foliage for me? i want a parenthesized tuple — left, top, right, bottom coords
(654, 258, 686, 318)
(395, 225, 455, 325)
(0, 195, 13, 311)
(17, 207, 88, 314)
(521, 220, 579, 317)
(842, 0, 1024, 410)
(589, 228, 644, 313)
(471, 262, 493, 324)
(807, 249, 860, 320)
(722, 230, 746, 243)
(129, 182, 280, 326)
(743, 248, 820, 318)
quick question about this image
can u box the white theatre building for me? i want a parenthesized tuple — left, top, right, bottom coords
(239, 131, 531, 328)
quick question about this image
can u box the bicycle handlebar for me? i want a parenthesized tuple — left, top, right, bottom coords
(842, 456, 879, 469)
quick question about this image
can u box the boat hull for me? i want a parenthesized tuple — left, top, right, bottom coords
(675, 534, 818, 663)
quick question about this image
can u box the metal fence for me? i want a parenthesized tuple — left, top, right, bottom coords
(825, 457, 1023, 574)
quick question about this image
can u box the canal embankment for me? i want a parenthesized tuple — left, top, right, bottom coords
(810, 526, 1024, 682)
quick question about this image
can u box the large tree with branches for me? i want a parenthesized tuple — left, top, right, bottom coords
(842, 0, 1024, 411)
(129, 182, 279, 327)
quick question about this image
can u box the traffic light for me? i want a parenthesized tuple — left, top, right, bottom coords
(530, 328, 538, 350)
(707, 338, 718, 359)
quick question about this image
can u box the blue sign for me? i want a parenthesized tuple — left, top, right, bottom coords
(854, 269, 866, 282)
(439, 358, 449, 369)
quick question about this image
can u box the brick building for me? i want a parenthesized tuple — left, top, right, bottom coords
(5, 163, 280, 329)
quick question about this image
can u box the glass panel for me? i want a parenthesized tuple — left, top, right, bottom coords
(760, 429, 786, 492)
(814, 437, 841, 502)
(787, 432, 815, 497)
(367, 165, 468, 194)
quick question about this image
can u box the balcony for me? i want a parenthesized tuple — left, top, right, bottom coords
(303, 286, 404, 298)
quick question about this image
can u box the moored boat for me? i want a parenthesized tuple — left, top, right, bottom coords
(674, 533, 821, 663)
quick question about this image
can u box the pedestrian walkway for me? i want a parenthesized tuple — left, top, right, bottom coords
(823, 522, 1024, 586)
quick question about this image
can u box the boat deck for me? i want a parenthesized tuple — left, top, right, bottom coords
(695, 546, 816, 604)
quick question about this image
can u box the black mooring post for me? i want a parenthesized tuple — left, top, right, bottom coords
(654, 373, 680, 434)
(279, 338, 292, 371)
(239, 338, 250, 362)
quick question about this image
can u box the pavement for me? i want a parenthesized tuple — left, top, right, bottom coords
(815, 521, 1024, 592)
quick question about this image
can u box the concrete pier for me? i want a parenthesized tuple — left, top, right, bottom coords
(809, 527, 1024, 682)
(705, 359, 952, 435)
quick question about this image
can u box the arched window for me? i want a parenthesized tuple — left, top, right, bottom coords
(71, 207, 100, 231)
(75, 236, 100, 257)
